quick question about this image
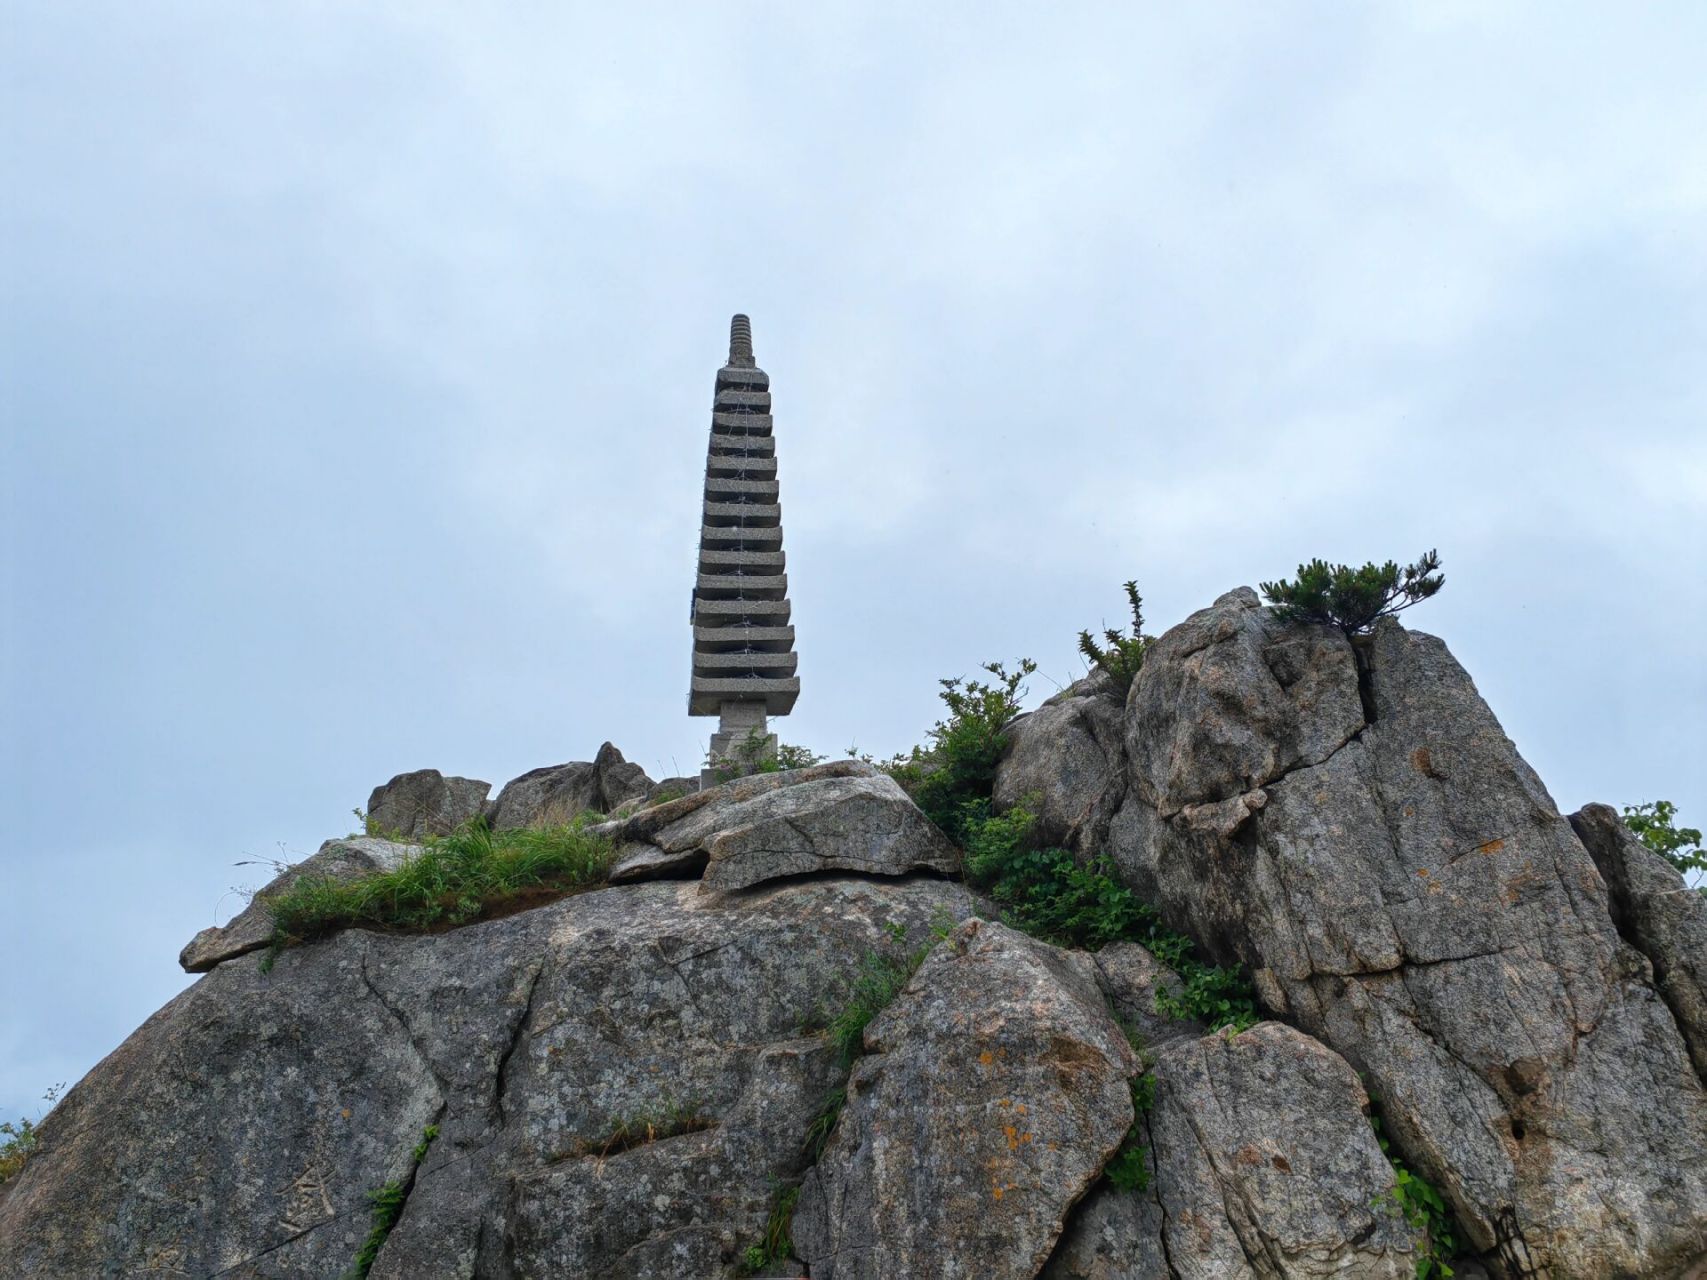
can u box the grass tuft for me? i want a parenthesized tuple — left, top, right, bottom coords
(345, 1124, 438, 1279)
(264, 819, 614, 962)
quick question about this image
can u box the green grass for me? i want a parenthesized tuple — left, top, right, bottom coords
(345, 1124, 438, 1279)
(0, 1084, 62, 1186)
(737, 1180, 802, 1275)
(265, 819, 614, 962)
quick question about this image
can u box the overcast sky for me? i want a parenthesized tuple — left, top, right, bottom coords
(4, 4, 1704, 1124)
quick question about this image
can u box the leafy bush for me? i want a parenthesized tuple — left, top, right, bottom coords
(1369, 1112, 1459, 1279)
(0, 1084, 61, 1186)
(1261, 550, 1444, 636)
(1623, 800, 1706, 889)
(266, 818, 614, 960)
(961, 802, 1258, 1033)
(346, 1124, 438, 1279)
(886, 659, 1035, 841)
(1078, 580, 1152, 696)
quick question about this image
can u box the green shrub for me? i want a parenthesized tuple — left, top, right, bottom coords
(959, 802, 1258, 1033)
(1261, 550, 1444, 636)
(886, 659, 1034, 842)
(346, 1124, 438, 1279)
(1369, 1112, 1459, 1279)
(1078, 580, 1152, 696)
(1623, 800, 1706, 888)
(0, 1084, 61, 1186)
(266, 818, 614, 961)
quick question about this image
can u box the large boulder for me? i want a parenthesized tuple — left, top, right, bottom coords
(177, 836, 420, 973)
(366, 769, 491, 838)
(1570, 802, 1707, 1081)
(794, 919, 1139, 1280)
(1108, 589, 1707, 1276)
(1047, 1023, 1421, 1280)
(487, 742, 654, 829)
(994, 670, 1127, 853)
(597, 760, 961, 893)
(4, 876, 983, 1278)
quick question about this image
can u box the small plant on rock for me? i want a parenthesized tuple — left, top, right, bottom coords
(0, 1084, 62, 1186)
(1370, 1110, 1459, 1280)
(1103, 1071, 1157, 1193)
(346, 1123, 438, 1279)
(1078, 580, 1152, 696)
(1261, 550, 1444, 636)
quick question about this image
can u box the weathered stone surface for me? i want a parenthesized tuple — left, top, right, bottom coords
(366, 768, 490, 838)
(1571, 802, 1707, 1081)
(1109, 600, 1707, 1276)
(488, 742, 655, 829)
(593, 759, 960, 894)
(794, 920, 1139, 1280)
(1089, 940, 1199, 1050)
(1124, 587, 1363, 815)
(607, 840, 709, 883)
(995, 670, 1127, 852)
(177, 836, 419, 973)
(1042, 1179, 1170, 1280)
(4, 876, 982, 1279)
(1047, 1024, 1417, 1280)
(1147, 1023, 1418, 1277)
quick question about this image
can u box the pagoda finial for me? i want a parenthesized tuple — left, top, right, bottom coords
(728, 313, 755, 368)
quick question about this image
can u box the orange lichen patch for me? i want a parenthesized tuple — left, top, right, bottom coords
(997, 1098, 1012, 1109)
(1417, 868, 1430, 877)
(979, 1050, 993, 1066)
(1477, 838, 1506, 855)
(1004, 1125, 1019, 1150)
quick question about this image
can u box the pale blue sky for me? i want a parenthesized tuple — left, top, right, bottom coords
(4, 3, 1704, 1123)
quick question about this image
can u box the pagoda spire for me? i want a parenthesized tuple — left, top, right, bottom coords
(690, 314, 799, 785)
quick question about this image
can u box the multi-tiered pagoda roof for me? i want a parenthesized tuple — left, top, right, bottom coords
(689, 315, 800, 720)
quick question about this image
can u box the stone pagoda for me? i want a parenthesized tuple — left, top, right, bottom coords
(690, 314, 799, 785)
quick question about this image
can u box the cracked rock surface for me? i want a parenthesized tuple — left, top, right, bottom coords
(795, 920, 1138, 1280)
(596, 759, 962, 893)
(1107, 588, 1707, 1277)
(1, 877, 981, 1278)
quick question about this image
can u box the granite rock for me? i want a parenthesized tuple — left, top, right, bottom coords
(366, 768, 491, 838)
(995, 670, 1128, 853)
(794, 920, 1138, 1280)
(1108, 597, 1707, 1276)
(593, 759, 960, 894)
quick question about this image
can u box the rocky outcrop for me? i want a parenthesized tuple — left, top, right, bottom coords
(5, 877, 983, 1278)
(794, 920, 1139, 1280)
(15, 583, 1707, 1278)
(1107, 588, 1707, 1277)
(178, 836, 420, 972)
(366, 769, 491, 838)
(995, 670, 1127, 852)
(487, 742, 654, 829)
(1570, 802, 1707, 1081)
(1047, 1023, 1419, 1280)
(597, 760, 961, 893)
